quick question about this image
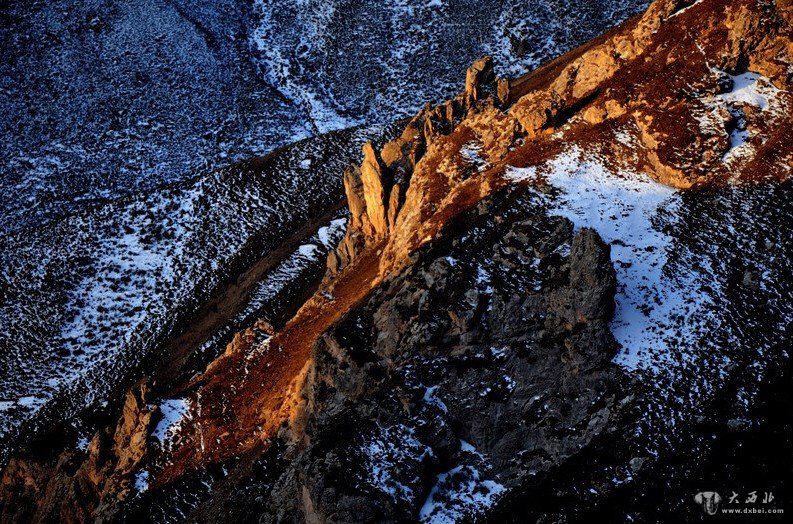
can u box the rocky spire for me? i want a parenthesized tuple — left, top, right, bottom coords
(325, 55, 506, 283)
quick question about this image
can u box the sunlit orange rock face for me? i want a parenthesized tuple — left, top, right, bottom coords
(136, 0, 793, 487)
(2, 0, 792, 520)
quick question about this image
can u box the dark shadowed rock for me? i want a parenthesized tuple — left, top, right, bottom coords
(253, 188, 630, 522)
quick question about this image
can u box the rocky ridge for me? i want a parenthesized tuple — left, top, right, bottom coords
(1, 0, 792, 521)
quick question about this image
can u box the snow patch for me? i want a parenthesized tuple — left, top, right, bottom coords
(317, 218, 348, 247)
(76, 437, 89, 452)
(134, 469, 150, 493)
(460, 142, 490, 172)
(474, 265, 494, 295)
(298, 244, 319, 258)
(668, 0, 704, 18)
(716, 72, 779, 111)
(419, 464, 505, 523)
(363, 424, 433, 504)
(423, 385, 448, 413)
(506, 148, 720, 372)
(152, 398, 191, 443)
(695, 69, 788, 167)
(419, 440, 505, 523)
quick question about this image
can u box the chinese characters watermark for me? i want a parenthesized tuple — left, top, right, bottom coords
(695, 491, 783, 516)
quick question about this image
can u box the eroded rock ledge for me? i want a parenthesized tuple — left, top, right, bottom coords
(2, 0, 792, 521)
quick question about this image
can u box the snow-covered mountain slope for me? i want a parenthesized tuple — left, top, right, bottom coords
(117, 0, 789, 519)
(0, 124, 392, 464)
(0, 0, 647, 473)
(1, 0, 791, 521)
(250, 0, 646, 131)
(0, 0, 648, 233)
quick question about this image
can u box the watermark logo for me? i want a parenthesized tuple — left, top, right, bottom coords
(695, 491, 723, 515)
(694, 490, 783, 516)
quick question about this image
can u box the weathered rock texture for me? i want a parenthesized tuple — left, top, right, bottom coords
(327, 0, 793, 299)
(1, 385, 154, 523)
(2, 0, 792, 521)
(255, 190, 627, 523)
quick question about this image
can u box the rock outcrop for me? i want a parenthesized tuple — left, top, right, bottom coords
(1, 384, 153, 523)
(256, 190, 628, 523)
(507, 0, 793, 187)
(330, 0, 793, 301)
(324, 55, 506, 283)
(2, 0, 792, 521)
